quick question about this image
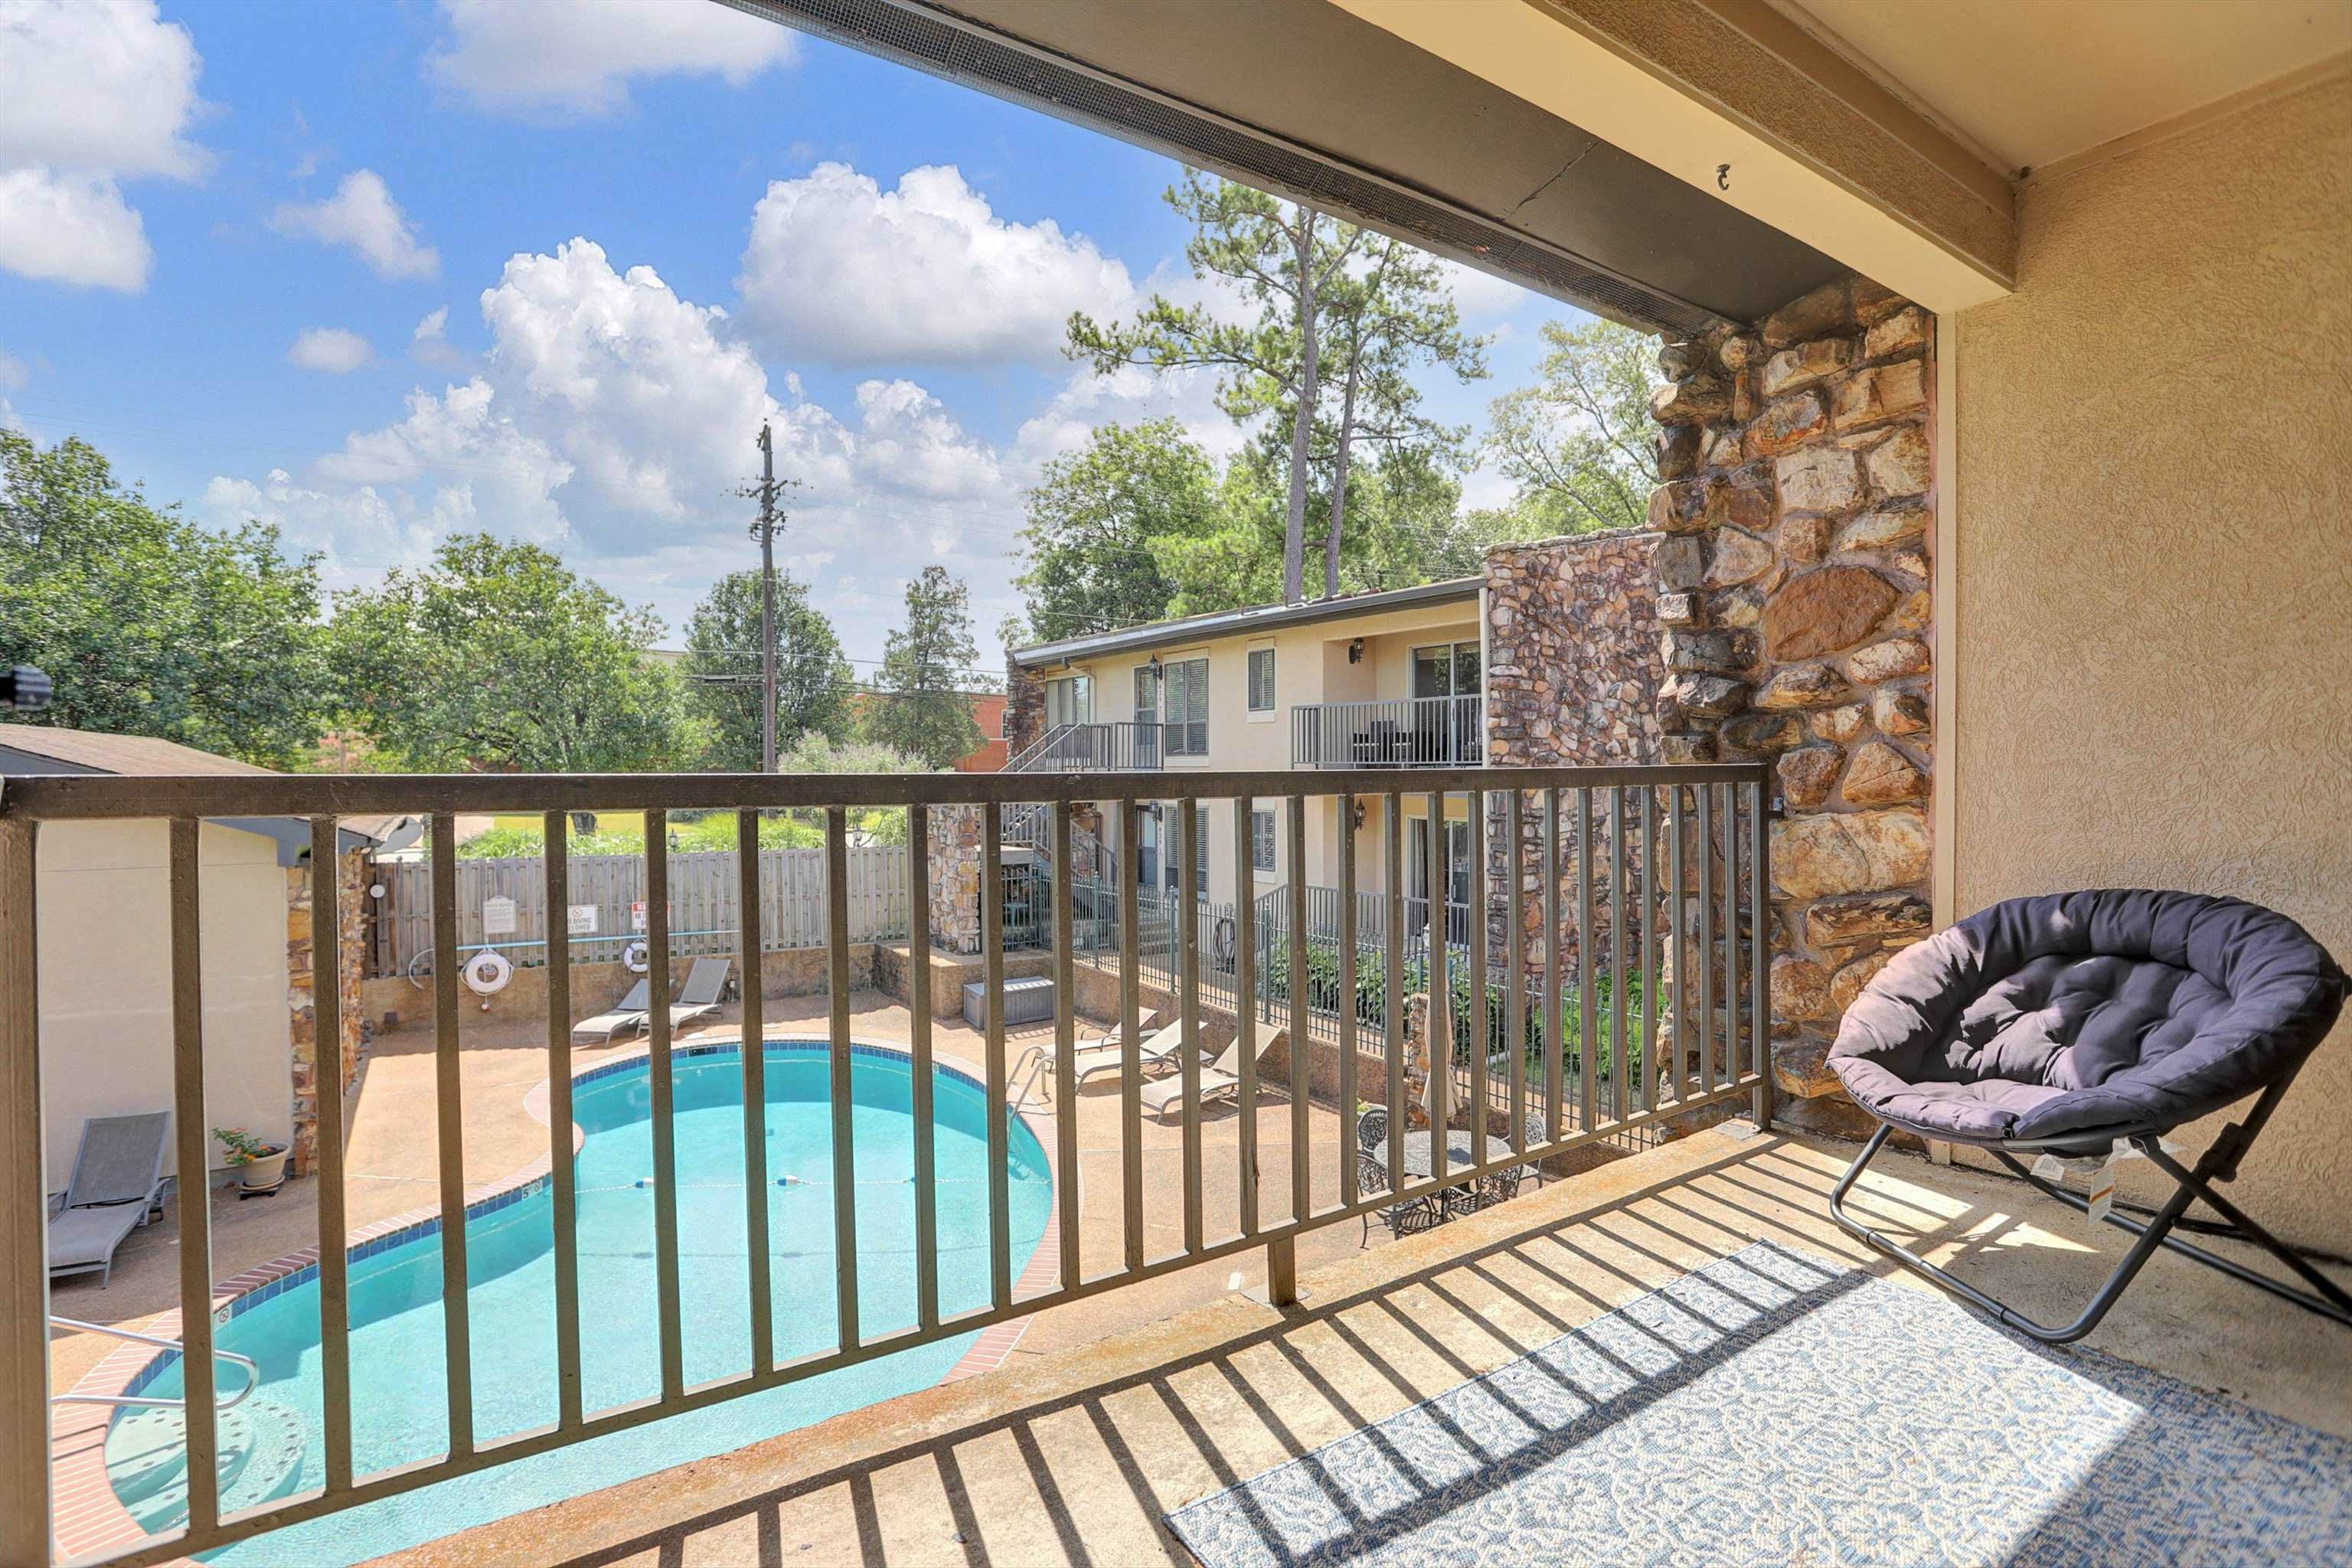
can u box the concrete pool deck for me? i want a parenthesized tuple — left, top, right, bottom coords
(47, 989, 1395, 1394)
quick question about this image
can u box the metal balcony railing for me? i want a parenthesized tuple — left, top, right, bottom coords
(1, 762, 1769, 1566)
(1290, 695, 1483, 769)
(1002, 720, 1163, 773)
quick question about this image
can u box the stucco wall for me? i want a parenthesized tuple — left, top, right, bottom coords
(1952, 75, 2352, 1250)
(38, 820, 293, 1189)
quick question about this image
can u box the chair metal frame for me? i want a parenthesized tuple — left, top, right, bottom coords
(1829, 1073, 2352, 1344)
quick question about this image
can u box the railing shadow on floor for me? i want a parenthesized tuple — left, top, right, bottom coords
(490, 1135, 2015, 1568)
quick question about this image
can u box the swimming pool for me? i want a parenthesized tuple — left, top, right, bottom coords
(107, 1040, 1054, 1565)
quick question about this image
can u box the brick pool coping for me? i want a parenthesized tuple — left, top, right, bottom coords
(49, 1031, 1064, 1564)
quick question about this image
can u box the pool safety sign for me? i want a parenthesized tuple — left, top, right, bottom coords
(482, 896, 518, 936)
(567, 903, 599, 936)
(631, 900, 647, 932)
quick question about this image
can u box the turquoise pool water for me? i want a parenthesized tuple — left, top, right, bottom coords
(113, 1040, 1053, 1565)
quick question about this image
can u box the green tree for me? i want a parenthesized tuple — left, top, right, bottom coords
(1013, 419, 1212, 642)
(1149, 445, 1478, 616)
(1480, 317, 1661, 534)
(1069, 174, 1485, 603)
(861, 565, 982, 769)
(328, 534, 696, 771)
(679, 569, 855, 769)
(1303, 235, 1487, 595)
(0, 432, 331, 767)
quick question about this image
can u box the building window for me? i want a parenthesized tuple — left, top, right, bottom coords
(1043, 674, 1090, 730)
(1140, 657, 1208, 756)
(1247, 647, 1276, 712)
(1250, 808, 1276, 874)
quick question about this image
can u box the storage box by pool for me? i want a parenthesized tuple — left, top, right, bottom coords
(963, 976, 1055, 1030)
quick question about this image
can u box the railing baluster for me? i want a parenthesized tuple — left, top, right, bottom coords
(0, 817, 42, 1566)
(309, 817, 356, 1487)
(733, 808, 773, 1374)
(1051, 803, 1080, 1289)
(1176, 798, 1204, 1255)
(1386, 793, 1406, 1199)
(1423, 790, 1449, 1184)
(645, 810, 684, 1399)
(825, 806, 861, 1345)
(1575, 789, 1596, 1136)
(982, 803, 1011, 1309)
(1465, 789, 1488, 1164)
(529, 814, 583, 1436)
(1752, 782, 1775, 1126)
(1230, 798, 1259, 1236)
(1337, 792, 1359, 1207)
(1668, 785, 1688, 1105)
(1285, 795, 1311, 1223)
(1698, 785, 1717, 1096)
(428, 814, 473, 1455)
(170, 819, 222, 1530)
(1506, 790, 1527, 1153)
(1641, 787, 1660, 1119)
(1543, 787, 1565, 1140)
(1117, 802, 1143, 1272)
(1723, 783, 1743, 1096)
(908, 807, 939, 1330)
(1609, 787, 1629, 1128)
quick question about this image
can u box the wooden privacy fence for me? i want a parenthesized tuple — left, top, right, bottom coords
(370, 846, 910, 976)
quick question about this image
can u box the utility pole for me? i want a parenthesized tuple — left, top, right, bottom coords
(754, 423, 779, 774)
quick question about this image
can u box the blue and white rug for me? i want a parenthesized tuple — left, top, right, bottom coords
(1166, 1240, 2352, 1566)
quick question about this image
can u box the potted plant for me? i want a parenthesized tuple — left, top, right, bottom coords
(214, 1126, 289, 1197)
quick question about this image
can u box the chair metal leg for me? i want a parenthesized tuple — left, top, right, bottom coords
(1830, 1105, 2352, 1344)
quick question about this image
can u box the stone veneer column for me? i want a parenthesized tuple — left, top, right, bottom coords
(286, 846, 370, 1176)
(926, 805, 985, 957)
(1648, 274, 1936, 1138)
(1482, 528, 1664, 979)
(1001, 655, 1045, 760)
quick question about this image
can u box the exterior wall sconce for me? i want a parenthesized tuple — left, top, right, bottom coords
(1347, 638, 1364, 664)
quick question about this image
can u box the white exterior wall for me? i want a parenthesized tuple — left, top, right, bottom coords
(36, 819, 292, 1191)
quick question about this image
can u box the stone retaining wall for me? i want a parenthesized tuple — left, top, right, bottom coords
(1647, 274, 1936, 1136)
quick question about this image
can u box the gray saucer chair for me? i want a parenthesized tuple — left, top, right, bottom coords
(1827, 889, 2350, 1344)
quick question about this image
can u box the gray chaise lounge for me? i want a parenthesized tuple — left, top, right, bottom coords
(48, 1112, 171, 1287)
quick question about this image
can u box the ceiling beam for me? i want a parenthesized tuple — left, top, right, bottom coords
(1328, 0, 2017, 312)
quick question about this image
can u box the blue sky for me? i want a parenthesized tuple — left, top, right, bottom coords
(0, 0, 1573, 670)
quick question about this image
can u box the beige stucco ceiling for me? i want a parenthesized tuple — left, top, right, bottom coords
(1764, 0, 2352, 174)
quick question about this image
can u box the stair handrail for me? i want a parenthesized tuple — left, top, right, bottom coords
(47, 1315, 262, 1410)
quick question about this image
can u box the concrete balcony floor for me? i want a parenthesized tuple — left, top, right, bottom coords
(379, 1116, 2352, 1568)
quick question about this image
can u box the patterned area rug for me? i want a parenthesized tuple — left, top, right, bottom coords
(1166, 1240, 2352, 1566)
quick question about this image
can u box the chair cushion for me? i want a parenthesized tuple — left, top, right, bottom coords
(1829, 890, 2345, 1145)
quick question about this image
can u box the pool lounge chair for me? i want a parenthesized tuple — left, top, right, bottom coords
(47, 1112, 170, 1287)
(573, 978, 652, 1044)
(1053, 1011, 1177, 1082)
(665, 958, 733, 1033)
(1139, 1028, 1289, 1122)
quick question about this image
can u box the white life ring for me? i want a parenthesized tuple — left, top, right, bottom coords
(462, 949, 513, 996)
(622, 940, 651, 975)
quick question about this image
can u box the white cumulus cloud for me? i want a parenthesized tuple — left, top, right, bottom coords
(737, 162, 1135, 367)
(0, 169, 151, 291)
(427, 0, 799, 119)
(270, 169, 439, 280)
(204, 237, 1032, 646)
(286, 326, 374, 374)
(410, 304, 463, 368)
(0, 0, 207, 292)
